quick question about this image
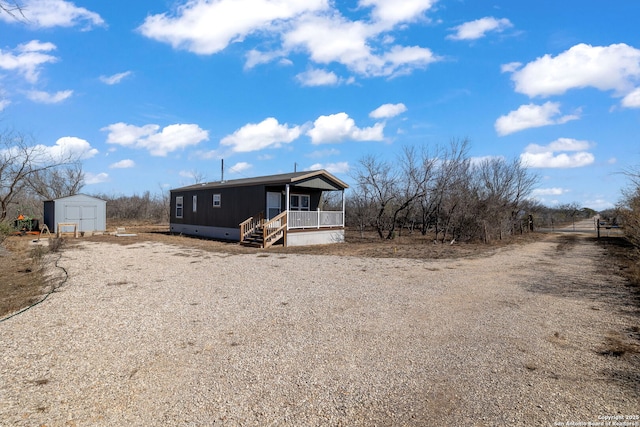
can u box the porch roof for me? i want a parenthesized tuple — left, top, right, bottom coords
(173, 170, 349, 192)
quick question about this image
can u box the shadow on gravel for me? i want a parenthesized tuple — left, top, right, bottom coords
(525, 235, 640, 317)
(525, 234, 640, 397)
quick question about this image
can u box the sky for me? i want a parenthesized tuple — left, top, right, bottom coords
(1, 0, 639, 210)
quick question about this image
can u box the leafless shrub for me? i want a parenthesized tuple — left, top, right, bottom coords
(48, 237, 64, 253)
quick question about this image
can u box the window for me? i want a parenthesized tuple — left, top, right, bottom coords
(213, 194, 221, 208)
(290, 194, 310, 211)
(175, 196, 183, 218)
(192, 195, 197, 213)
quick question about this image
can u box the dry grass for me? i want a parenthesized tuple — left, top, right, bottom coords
(0, 237, 51, 318)
(595, 236, 640, 289)
(599, 331, 640, 357)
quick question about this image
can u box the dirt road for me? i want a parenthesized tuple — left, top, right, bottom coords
(1, 232, 638, 426)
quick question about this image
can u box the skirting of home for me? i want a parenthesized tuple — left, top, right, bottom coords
(169, 223, 344, 247)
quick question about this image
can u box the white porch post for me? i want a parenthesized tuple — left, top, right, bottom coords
(317, 208, 320, 229)
(342, 189, 346, 227)
(285, 184, 290, 230)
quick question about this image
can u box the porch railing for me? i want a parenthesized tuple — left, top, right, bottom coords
(239, 211, 264, 243)
(287, 210, 344, 230)
(240, 209, 344, 247)
(263, 211, 287, 248)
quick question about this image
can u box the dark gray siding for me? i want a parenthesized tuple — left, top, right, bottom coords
(171, 183, 327, 230)
(171, 185, 267, 228)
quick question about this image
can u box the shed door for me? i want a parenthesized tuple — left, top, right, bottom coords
(65, 205, 97, 231)
(266, 192, 281, 220)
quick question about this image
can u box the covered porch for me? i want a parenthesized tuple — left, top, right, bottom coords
(240, 176, 347, 248)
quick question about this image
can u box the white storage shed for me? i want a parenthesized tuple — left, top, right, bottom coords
(43, 194, 107, 234)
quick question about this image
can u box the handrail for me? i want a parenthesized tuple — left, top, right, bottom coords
(263, 211, 287, 248)
(239, 211, 264, 243)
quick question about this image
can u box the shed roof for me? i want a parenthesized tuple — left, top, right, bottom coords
(45, 194, 107, 203)
(172, 170, 349, 192)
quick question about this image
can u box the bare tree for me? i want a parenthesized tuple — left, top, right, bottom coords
(430, 139, 471, 242)
(384, 146, 435, 239)
(27, 162, 85, 200)
(351, 154, 398, 238)
(475, 157, 538, 239)
(0, 130, 80, 222)
(190, 170, 207, 184)
(345, 189, 376, 237)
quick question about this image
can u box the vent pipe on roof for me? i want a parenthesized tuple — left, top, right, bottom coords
(221, 159, 225, 183)
(294, 162, 297, 172)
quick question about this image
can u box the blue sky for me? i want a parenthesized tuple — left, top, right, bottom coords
(1, 0, 639, 210)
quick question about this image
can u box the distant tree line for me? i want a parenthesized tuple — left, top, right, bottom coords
(94, 191, 169, 223)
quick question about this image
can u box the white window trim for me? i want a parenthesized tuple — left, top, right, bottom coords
(290, 194, 310, 211)
(176, 196, 184, 218)
(192, 195, 197, 213)
(213, 193, 221, 208)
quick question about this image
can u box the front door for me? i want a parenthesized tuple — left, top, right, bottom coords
(266, 192, 281, 220)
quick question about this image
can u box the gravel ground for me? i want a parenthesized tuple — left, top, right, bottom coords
(1, 233, 639, 426)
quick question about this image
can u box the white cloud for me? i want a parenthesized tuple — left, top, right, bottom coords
(525, 137, 592, 154)
(138, 0, 327, 55)
(0, 0, 104, 29)
(307, 112, 385, 144)
(84, 172, 109, 185)
(501, 61, 521, 73)
(109, 159, 135, 169)
(220, 117, 301, 152)
(0, 40, 58, 83)
(507, 43, 640, 99)
(33, 136, 99, 162)
(285, 13, 439, 77)
(245, 49, 286, 70)
(296, 68, 340, 86)
(584, 198, 615, 211)
(359, 0, 435, 28)
(520, 138, 595, 168)
(102, 122, 209, 156)
(99, 71, 132, 85)
(26, 89, 73, 104)
(531, 187, 569, 196)
(308, 161, 349, 174)
(369, 102, 407, 119)
(495, 102, 580, 136)
(622, 87, 640, 108)
(139, 1, 440, 79)
(0, 98, 10, 111)
(228, 162, 252, 173)
(447, 17, 513, 41)
(521, 152, 595, 169)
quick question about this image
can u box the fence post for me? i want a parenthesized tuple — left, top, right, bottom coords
(597, 220, 600, 239)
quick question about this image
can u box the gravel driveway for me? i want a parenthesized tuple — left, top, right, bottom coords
(1, 233, 638, 426)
